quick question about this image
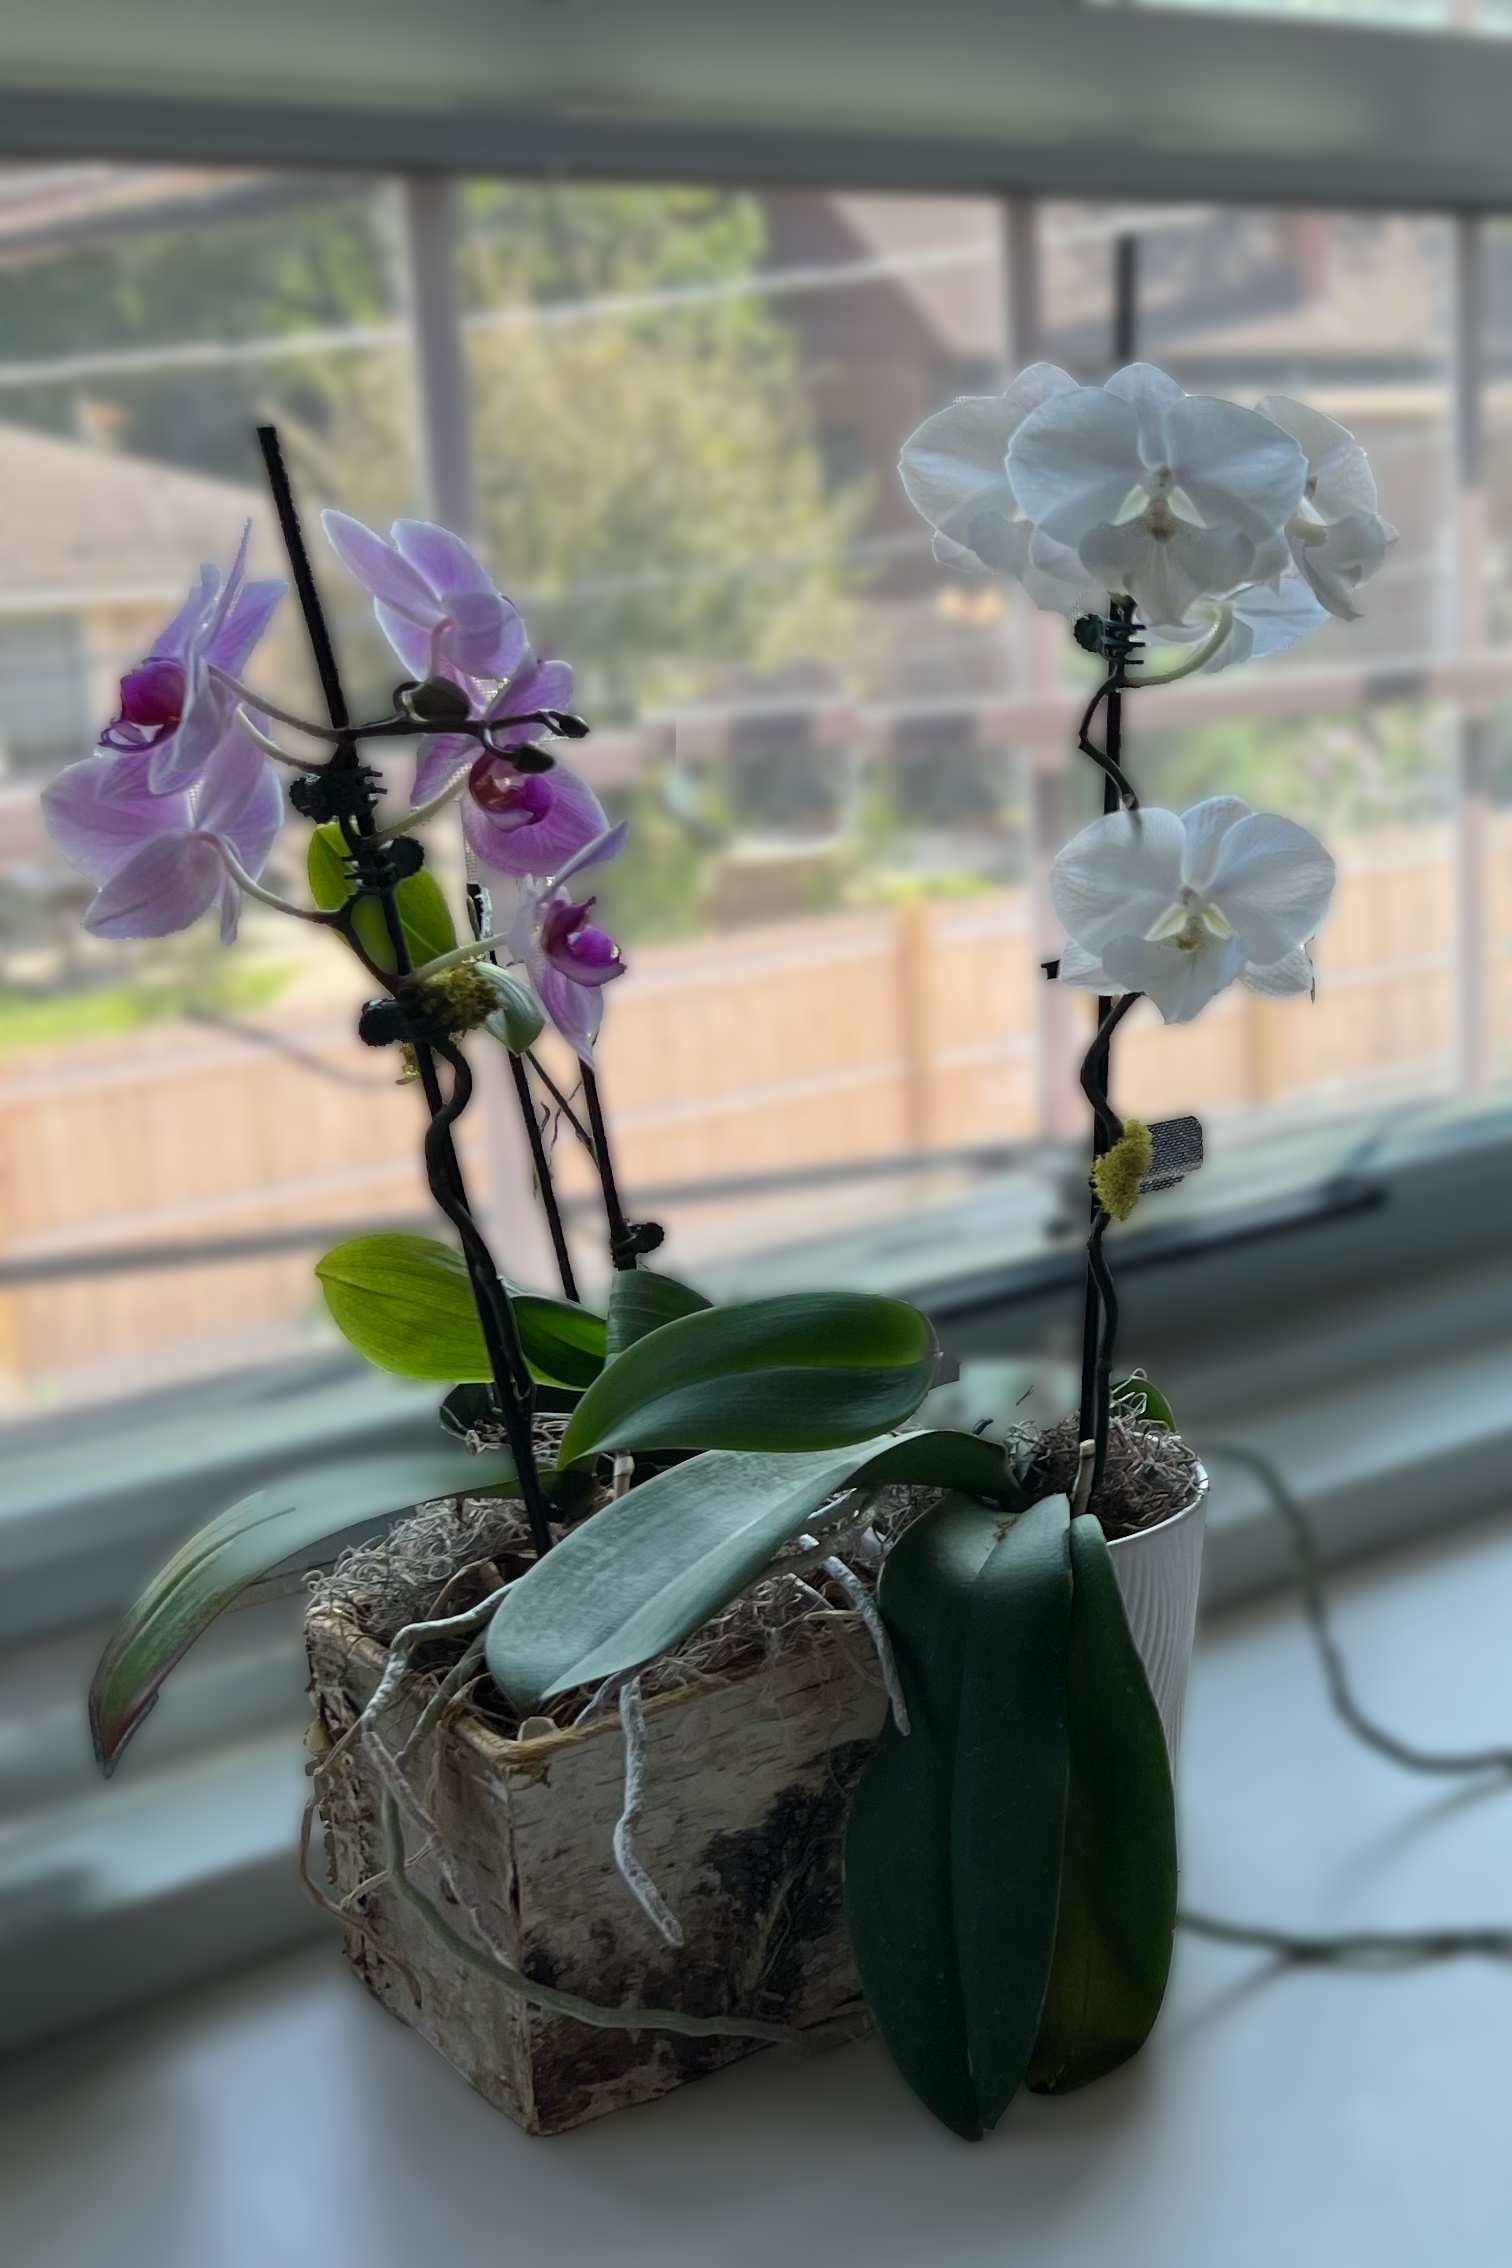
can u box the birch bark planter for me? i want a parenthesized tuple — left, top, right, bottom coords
(305, 1481, 1206, 2137)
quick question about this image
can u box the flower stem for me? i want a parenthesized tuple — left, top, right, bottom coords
(1138, 604, 1233, 686)
(510, 1055, 581, 1302)
(582, 1064, 643, 1273)
(216, 843, 340, 925)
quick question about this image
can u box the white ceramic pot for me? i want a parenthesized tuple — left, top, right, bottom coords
(1107, 1472, 1209, 1768)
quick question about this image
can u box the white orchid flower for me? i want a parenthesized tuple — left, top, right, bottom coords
(1051, 795, 1336, 1025)
(898, 363, 1106, 619)
(1255, 396, 1397, 622)
(1007, 365, 1308, 629)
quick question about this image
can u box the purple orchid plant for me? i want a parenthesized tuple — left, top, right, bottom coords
(44, 437, 642, 1565)
(45, 513, 627, 1056)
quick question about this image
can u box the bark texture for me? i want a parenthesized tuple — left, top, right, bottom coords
(306, 1603, 886, 2134)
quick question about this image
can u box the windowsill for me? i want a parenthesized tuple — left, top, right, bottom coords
(4, 1087, 1512, 2056)
(4, 1502, 1509, 2267)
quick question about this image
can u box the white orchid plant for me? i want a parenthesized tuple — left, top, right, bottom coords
(901, 357, 1387, 1500)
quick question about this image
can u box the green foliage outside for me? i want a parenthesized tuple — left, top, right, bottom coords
(0, 957, 293, 1054)
(1072, 700, 1456, 838)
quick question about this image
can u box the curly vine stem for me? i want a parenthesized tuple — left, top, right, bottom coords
(1066, 595, 1148, 1512)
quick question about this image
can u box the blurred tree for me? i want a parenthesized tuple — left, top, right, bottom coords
(0, 181, 861, 716)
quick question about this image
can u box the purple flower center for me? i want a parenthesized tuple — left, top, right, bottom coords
(565, 922, 619, 971)
(540, 894, 625, 984)
(118, 657, 186, 733)
(468, 756, 555, 831)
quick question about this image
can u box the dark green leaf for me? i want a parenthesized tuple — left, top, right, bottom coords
(843, 1492, 1072, 2139)
(557, 1293, 938, 1465)
(316, 1233, 605, 1387)
(1027, 1513, 1177, 2094)
(603, 1269, 712, 1362)
(90, 1445, 518, 1775)
(307, 820, 456, 970)
(487, 1428, 1018, 1714)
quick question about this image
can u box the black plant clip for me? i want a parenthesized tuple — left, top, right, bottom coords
(356, 988, 453, 1051)
(289, 764, 384, 825)
(610, 1219, 666, 1267)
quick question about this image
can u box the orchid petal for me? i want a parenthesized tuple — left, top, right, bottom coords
(43, 753, 189, 883)
(1077, 519, 1254, 628)
(411, 734, 477, 805)
(201, 522, 251, 647)
(198, 732, 283, 873)
(1009, 388, 1145, 547)
(83, 833, 223, 939)
(211, 577, 285, 674)
(1054, 936, 1115, 991)
(1051, 808, 1187, 957)
(1099, 930, 1247, 1025)
(390, 520, 495, 599)
(322, 512, 438, 622)
(484, 656, 574, 750)
(1207, 814, 1335, 967)
(1163, 397, 1306, 542)
(1197, 575, 1329, 672)
(373, 601, 436, 680)
(147, 674, 235, 795)
(551, 820, 630, 891)
(442, 590, 525, 681)
(535, 961, 605, 1065)
(463, 759, 609, 879)
(1105, 362, 1185, 461)
(1179, 797, 1253, 892)
(1257, 397, 1381, 519)
(151, 567, 219, 666)
(1242, 946, 1315, 999)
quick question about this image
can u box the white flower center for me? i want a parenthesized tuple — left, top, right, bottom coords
(1111, 466, 1207, 545)
(1145, 884, 1234, 953)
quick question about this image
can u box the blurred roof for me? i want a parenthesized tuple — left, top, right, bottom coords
(0, 423, 273, 607)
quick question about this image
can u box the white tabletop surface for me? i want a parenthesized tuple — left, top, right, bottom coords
(5, 1507, 1512, 2268)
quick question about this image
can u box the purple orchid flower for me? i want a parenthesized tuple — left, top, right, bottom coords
(100, 525, 285, 797)
(322, 512, 529, 685)
(459, 745, 609, 880)
(322, 508, 592, 876)
(43, 731, 283, 944)
(507, 824, 629, 1064)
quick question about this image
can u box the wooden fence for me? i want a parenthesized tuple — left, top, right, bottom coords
(0, 817, 1473, 1403)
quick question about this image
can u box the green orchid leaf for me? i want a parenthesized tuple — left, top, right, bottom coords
(1114, 1373, 1177, 1431)
(90, 1444, 517, 1777)
(316, 1233, 605, 1388)
(307, 820, 456, 971)
(843, 1492, 1073, 2140)
(477, 963, 545, 1054)
(603, 1269, 713, 1362)
(557, 1293, 938, 1466)
(1026, 1513, 1177, 2094)
(487, 1427, 1019, 1715)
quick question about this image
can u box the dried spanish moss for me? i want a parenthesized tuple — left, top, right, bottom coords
(1026, 1409, 1201, 1540)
